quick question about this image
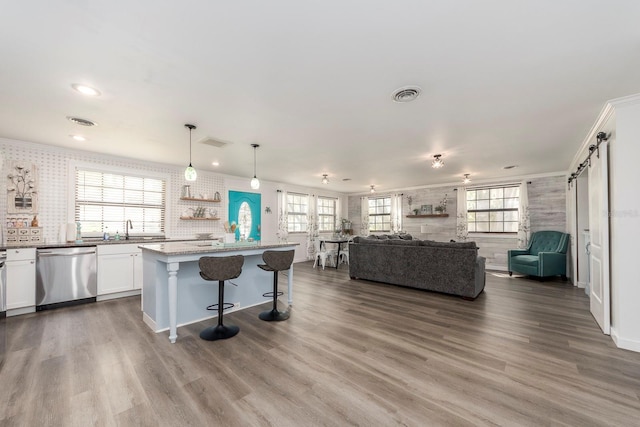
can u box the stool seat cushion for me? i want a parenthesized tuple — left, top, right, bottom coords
(258, 264, 275, 272)
(199, 255, 244, 281)
(261, 250, 295, 272)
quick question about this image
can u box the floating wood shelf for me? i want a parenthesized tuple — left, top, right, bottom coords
(406, 214, 449, 218)
(180, 197, 221, 203)
(179, 217, 221, 220)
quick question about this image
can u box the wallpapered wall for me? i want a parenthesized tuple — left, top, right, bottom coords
(0, 137, 226, 243)
(347, 175, 567, 270)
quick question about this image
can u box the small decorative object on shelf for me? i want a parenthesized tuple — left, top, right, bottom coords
(435, 194, 448, 213)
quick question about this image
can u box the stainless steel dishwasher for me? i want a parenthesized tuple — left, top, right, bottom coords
(36, 247, 97, 310)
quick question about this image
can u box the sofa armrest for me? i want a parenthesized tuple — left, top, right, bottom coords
(538, 252, 567, 277)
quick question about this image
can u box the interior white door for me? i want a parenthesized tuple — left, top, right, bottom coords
(588, 140, 610, 334)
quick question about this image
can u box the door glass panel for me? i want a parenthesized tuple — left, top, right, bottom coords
(238, 202, 252, 240)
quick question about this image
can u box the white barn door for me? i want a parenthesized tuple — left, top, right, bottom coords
(588, 140, 610, 334)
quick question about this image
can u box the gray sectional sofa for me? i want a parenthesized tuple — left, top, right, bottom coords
(349, 236, 486, 299)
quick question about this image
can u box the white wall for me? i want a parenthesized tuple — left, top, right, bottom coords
(0, 137, 345, 255)
(567, 93, 640, 352)
(347, 174, 566, 271)
(608, 97, 640, 351)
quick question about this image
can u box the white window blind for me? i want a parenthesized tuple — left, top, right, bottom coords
(75, 169, 166, 236)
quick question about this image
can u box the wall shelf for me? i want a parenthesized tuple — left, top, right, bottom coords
(179, 217, 220, 220)
(406, 214, 449, 218)
(180, 197, 221, 203)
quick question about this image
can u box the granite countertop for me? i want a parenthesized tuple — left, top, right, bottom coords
(139, 240, 299, 256)
(0, 237, 218, 251)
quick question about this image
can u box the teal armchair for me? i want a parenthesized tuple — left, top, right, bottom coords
(508, 231, 569, 279)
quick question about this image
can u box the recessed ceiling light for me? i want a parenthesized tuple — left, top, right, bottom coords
(503, 165, 518, 170)
(71, 84, 101, 96)
(71, 135, 87, 142)
(392, 86, 422, 103)
(212, 161, 220, 166)
(67, 116, 97, 126)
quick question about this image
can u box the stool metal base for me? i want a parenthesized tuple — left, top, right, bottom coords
(199, 324, 239, 341)
(259, 308, 290, 322)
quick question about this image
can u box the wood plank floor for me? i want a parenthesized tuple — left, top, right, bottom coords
(1, 262, 640, 426)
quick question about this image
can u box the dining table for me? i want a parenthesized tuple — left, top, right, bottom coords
(319, 237, 350, 269)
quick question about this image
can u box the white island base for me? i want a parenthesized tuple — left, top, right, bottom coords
(140, 241, 298, 343)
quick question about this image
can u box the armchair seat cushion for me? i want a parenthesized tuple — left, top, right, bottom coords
(511, 255, 539, 266)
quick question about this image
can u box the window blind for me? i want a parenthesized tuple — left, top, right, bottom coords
(75, 169, 166, 236)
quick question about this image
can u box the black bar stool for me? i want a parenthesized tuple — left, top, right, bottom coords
(198, 255, 244, 341)
(258, 250, 294, 321)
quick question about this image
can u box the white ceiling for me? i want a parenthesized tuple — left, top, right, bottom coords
(1, 1, 639, 193)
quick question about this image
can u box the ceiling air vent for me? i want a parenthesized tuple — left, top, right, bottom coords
(392, 86, 422, 103)
(198, 137, 231, 148)
(66, 116, 97, 126)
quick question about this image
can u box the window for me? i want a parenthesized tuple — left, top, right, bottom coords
(368, 197, 391, 232)
(317, 197, 337, 232)
(75, 169, 166, 236)
(287, 192, 308, 233)
(466, 185, 519, 233)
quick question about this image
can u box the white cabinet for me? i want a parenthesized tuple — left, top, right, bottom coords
(6, 248, 36, 314)
(97, 244, 142, 295)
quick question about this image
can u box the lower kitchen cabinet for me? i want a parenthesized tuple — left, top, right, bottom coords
(6, 248, 36, 314)
(97, 244, 142, 295)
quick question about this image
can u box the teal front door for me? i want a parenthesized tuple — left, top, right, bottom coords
(228, 191, 261, 241)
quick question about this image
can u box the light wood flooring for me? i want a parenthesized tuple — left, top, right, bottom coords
(1, 262, 640, 426)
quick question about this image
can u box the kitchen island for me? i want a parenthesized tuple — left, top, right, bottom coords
(140, 240, 298, 343)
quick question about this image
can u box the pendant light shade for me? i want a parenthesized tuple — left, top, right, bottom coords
(321, 174, 329, 184)
(184, 124, 197, 181)
(250, 143, 260, 189)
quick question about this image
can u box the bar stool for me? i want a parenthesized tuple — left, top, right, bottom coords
(198, 255, 244, 341)
(258, 250, 294, 321)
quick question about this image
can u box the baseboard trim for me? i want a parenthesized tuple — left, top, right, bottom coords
(611, 327, 640, 353)
(97, 289, 141, 301)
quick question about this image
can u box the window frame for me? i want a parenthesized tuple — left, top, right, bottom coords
(317, 196, 337, 233)
(286, 192, 309, 233)
(70, 162, 168, 238)
(368, 196, 392, 232)
(466, 184, 520, 234)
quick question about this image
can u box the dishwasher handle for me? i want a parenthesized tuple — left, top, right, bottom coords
(37, 250, 96, 257)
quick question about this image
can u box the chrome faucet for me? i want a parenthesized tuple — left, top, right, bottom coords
(125, 219, 133, 240)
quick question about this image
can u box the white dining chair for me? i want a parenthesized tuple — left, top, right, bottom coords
(313, 239, 335, 269)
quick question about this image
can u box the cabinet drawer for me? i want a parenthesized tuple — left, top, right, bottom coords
(7, 248, 36, 261)
(97, 243, 141, 256)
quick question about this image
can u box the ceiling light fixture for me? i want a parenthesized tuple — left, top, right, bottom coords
(71, 84, 101, 96)
(370, 185, 375, 193)
(250, 144, 260, 189)
(212, 161, 220, 166)
(463, 174, 471, 184)
(432, 154, 444, 169)
(71, 135, 86, 142)
(184, 124, 197, 181)
(321, 174, 329, 185)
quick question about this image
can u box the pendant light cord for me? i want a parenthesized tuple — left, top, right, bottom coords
(189, 127, 193, 167)
(253, 145, 256, 178)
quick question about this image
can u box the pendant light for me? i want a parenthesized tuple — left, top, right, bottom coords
(184, 124, 197, 181)
(370, 185, 375, 193)
(321, 174, 329, 184)
(463, 174, 471, 184)
(250, 143, 260, 189)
